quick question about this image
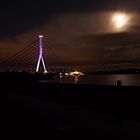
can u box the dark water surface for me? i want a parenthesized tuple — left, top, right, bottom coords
(41, 74, 140, 86)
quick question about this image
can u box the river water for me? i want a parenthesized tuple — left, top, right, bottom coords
(40, 74, 140, 86)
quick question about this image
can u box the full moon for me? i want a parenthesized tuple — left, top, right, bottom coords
(112, 12, 129, 31)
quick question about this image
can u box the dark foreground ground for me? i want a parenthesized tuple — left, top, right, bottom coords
(1, 73, 140, 139)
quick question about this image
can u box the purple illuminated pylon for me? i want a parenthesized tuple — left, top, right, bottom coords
(36, 35, 47, 73)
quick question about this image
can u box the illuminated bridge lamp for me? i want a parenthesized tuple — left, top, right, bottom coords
(36, 35, 48, 73)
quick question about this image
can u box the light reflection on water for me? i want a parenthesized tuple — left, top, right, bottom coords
(48, 74, 140, 86)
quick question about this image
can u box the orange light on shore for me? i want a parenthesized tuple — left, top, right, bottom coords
(70, 71, 84, 76)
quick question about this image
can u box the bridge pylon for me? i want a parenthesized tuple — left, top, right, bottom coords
(36, 35, 48, 73)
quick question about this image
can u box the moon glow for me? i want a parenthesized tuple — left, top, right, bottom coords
(112, 12, 129, 31)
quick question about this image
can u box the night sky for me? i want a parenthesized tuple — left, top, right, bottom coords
(1, 0, 140, 71)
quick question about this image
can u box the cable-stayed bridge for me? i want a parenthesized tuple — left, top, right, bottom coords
(0, 35, 73, 73)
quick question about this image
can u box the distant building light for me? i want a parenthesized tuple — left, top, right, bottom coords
(65, 73, 69, 76)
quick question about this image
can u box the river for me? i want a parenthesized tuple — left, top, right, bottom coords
(40, 74, 140, 86)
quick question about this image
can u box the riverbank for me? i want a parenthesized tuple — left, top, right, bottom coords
(1, 78, 140, 139)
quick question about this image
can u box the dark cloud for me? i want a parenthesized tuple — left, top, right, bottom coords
(0, 0, 139, 38)
(41, 31, 140, 70)
(79, 32, 140, 49)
